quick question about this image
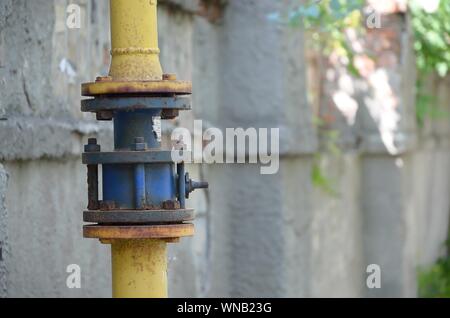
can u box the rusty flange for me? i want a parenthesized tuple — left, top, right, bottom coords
(82, 76, 192, 97)
(83, 223, 194, 239)
(82, 150, 188, 165)
(83, 209, 194, 224)
(81, 96, 191, 112)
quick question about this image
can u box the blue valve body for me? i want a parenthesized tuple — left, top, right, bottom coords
(102, 163, 177, 209)
(101, 108, 177, 210)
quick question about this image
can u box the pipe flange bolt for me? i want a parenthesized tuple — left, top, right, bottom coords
(84, 138, 101, 153)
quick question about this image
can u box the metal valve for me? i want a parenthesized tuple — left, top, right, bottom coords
(185, 173, 209, 199)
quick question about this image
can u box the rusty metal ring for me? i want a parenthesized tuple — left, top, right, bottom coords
(81, 96, 191, 112)
(83, 223, 194, 239)
(84, 209, 194, 224)
(82, 80, 192, 96)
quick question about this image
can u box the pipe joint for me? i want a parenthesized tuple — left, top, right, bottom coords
(80, 0, 209, 298)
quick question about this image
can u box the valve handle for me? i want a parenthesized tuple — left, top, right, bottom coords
(185, 173, 209, 199)
(177, 163, 209, 207)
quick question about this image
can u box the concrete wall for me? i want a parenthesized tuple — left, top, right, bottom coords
(0, 0, 112, 298)
(0, 0, 449, 298)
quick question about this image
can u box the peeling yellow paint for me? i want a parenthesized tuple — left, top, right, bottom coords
(111, 239, 168, 298)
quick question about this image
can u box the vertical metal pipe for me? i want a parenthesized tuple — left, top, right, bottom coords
(114, 110, 161, 150)
(111, 239, 168, 298)
(107, 0, 167, 298)
(85, 0, 202, 298)
(109, 0, 162, 81)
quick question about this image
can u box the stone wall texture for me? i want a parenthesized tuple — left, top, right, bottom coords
(0, 0, 449, 297)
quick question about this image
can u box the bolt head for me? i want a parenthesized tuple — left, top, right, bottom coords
(133, 137, 147, 151)
(85, 139, 101, 152)
(134, 144, 146, 151)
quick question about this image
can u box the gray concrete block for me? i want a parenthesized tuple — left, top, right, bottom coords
(3, 160, 111, 298)
(309, 153, 364, 297)
(214, 0, 317, 155)
(412, 149, 450, 267)
(361, 156, 417, 297)
(0, 116, 111, 161)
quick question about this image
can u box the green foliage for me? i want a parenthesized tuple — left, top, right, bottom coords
(410, 0, 450, 125)
(418, 239, 450, 298)
(398, 1, 450, 298)
(311, 155, 339, 196)
(415, 82, 448, 127)
(285, 0, 364, 29)
(311, 117, 341, 196)
(272, 1, 351, 196)
(410, 0, 450, 77)
(269, 0, 364, 75)
(418, 256, 450, 298)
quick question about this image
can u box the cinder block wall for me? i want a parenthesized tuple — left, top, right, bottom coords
(0, 0, 449, 298)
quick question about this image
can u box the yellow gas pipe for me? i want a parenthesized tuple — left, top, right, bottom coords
(109, 0, 166, 298)
(109, 0, 162, 81)
(83, 0, 196, 298)
(111, 239, 168, 298)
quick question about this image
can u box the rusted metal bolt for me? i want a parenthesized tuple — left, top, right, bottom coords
(84, 138, 101, 153)
(133, 137, 147, 151)
(162, 200, 181, 210)
(163, 73, 177, 81)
